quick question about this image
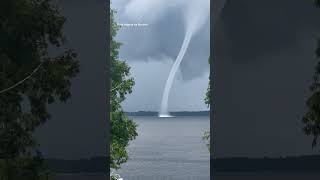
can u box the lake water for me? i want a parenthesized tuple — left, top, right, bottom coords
(214, 172, 320, 180)
(54, 116, 320, 180)
(114, 116, 210, 180)
(54, 172, 320, 180)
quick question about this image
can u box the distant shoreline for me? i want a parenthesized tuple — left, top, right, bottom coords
(124, 111, 210, 117)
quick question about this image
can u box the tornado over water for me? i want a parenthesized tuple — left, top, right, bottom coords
(159, 29, 193, 117)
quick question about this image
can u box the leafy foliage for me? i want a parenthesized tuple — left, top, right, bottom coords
(0, 153, 50, 180)
(303, 39, 320, 147)
(315, 0, 320, 8)
(205, 56, 211, 106)
(202, 131, 210, 151)
(302, 2, 320, 147)
(0, 0, 79, 178)
(110, 9, 138, 170)
(203, 56, 211, 151)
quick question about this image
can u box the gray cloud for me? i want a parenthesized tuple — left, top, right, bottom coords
(214, 0, 320, 157)
(122, 57, 209, 112)
(217, 0, 320, 64)
(112, 1, 210, 112)
(113, 1, 210, 80)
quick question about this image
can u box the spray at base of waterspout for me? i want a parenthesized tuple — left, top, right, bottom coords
(158, 113, 173, 118)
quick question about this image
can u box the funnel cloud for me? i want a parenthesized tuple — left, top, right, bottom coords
(160, 30, 193, 116)
(159, 0, 209, 116)
(113, 1, 210, 113)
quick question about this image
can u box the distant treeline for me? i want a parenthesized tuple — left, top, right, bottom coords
(125, 111, 210, 116)
(45, 155, 320, 173)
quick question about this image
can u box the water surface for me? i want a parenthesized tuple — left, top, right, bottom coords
(115, 116, 210, 180)
(214, 172, 320, 180)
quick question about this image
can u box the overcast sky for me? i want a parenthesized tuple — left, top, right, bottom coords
(33, 0, 320, 160)
(111, 0, 210, 112)
(214, 0, 320, 157)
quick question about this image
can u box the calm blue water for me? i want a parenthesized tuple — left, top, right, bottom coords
(114, 116, 210, 180)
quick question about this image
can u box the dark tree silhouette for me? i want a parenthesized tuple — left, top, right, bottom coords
(203, 56, 211, 151)
(0, 0, 79, 179)
(205, 56, 211, 106)
(302, 0, 320, 147)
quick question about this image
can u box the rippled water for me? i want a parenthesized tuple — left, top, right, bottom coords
(115, 116, 210, 180)
(54, 116, 320, 180)
(214, 172, 320, 180)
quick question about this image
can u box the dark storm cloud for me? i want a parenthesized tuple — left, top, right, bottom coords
(113, 2, 210, 80)
(214, 0, 320, 157)
(117, 9, 185, 59)
(111, 0, 210, 112)
(122, 58, 209, 112)
(217, 0, 320, 64)
(35, 0, 107, 159)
